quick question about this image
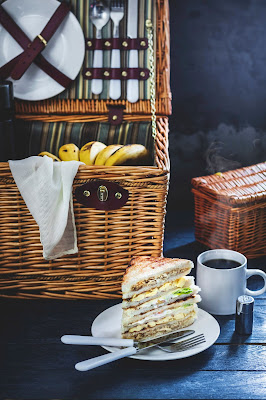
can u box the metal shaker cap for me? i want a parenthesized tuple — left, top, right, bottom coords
(236, 295, 254, 315)
(235, 295, 254, 335)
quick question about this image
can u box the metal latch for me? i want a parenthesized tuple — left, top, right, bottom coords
(97, 185, 108, 202)
(75, 179, 129, 210)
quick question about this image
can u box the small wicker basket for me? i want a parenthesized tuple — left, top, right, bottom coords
(191, 162, 266, 259)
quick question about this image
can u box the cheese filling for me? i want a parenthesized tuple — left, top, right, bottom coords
(137, 284, 199, 310)
(128, 306, 197, 333)
(127, 304, 197, 333)
(131, 276, 194, 302)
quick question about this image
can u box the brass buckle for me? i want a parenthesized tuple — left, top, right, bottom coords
(37, 34, 47, 47)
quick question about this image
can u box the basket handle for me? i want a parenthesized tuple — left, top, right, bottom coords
(75, 180, 129, 211)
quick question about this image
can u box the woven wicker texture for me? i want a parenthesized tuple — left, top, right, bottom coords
(0, 166, 168, 299)
(14, 0, 171, 117)
(0, 118, 169, 299)
(191, 162, 266, 258)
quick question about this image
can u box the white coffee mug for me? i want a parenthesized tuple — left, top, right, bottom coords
(196, 249, 266, 315)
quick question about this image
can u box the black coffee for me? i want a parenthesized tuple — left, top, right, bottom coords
(203, 258, 242, 269)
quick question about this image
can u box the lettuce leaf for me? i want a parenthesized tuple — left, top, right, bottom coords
(173, 287, 193, 296)
(183, 303, 193, 308)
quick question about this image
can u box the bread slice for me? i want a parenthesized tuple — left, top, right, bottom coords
(122, 256, 193, 300)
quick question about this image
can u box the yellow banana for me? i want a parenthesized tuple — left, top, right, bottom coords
(105, 144, 150, 166)
(79, 141, 106, 165)
(58, 143, 79, 161)
(94, 144, 123, 165)
(38, 151, 61, 162)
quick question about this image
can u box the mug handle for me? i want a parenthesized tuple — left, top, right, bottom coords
(245, 269, 266, 296)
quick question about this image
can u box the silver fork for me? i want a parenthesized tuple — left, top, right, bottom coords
(109, 0, 124, 100)
(157, 334, 206, 353)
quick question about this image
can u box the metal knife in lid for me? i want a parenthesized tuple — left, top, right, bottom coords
(61, 330, 195, 371)
(127, 0, 139, 103)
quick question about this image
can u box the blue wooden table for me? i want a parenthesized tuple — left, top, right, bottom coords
(1, 210, 266, 399)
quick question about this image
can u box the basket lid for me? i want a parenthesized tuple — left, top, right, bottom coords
(191, 162, 266, 206)
(12, 0, 171, 116)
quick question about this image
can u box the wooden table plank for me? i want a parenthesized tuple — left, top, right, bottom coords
(0, 367, 265, 399)
(2, 343, 266, 372)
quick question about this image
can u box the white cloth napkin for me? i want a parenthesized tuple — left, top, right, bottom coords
(9, 156, 83, 260)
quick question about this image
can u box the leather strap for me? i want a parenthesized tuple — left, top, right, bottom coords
(108, 105, 125, 125)
(0, 5, 72, 88)
(83, 68, 150, 81)
(10, 2, 70, 80)
(0, 6, 29, 49)
(86, 38, 148, 51)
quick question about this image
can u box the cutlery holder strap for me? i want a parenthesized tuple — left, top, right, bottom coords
(10, 2, 71, 80)
(83, 68, 150, 81)
(85, 38, 148, 51)
(0, 5, 72, 88)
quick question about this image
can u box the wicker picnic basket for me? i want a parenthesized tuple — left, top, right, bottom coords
(0, 0, 171, 299)
(191, 162, 266, 259)
(0, 117, 169, 300)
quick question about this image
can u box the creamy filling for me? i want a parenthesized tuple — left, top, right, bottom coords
(128, 306, 197, 333)
(137, 304, 196, 324)
(136, 284, 199, 311)
(122, 294, 201, 324)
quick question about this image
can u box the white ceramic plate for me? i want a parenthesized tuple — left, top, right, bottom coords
(0, 0, 85, 101)
(91, 303, 220, 361)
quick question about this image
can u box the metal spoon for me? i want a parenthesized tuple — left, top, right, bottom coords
(89, 1, 110, 95)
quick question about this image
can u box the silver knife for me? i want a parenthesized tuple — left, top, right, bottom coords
(127, 0, 139, 103)
(61, 330, 195, 371)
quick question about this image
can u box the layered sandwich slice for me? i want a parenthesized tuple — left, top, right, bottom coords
(121, 256, 201, 342)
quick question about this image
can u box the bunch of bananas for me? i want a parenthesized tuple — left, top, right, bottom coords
(38, 141, 150, 166)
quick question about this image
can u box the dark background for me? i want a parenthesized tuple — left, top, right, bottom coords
(167, 0, 266, 210)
